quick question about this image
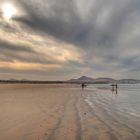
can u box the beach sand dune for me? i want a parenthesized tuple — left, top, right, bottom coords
(0, 84, 139, 140)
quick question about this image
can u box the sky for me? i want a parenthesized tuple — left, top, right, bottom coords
(0, 0, 140, 80)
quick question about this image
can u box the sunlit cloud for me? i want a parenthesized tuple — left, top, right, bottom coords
(0, 24, 82, 63)
(0, 61, 61, 70)
(2, 2, 17, 20)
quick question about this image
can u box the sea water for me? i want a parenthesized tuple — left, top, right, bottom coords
(84, 84, 140, 137)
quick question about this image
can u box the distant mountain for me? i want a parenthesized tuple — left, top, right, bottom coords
(68, 76, 140, 84)
(68, 76, 115, 83)
(117, 79, 140, 84)
(78, 76, 94, 81)
(68, 76, 95, 83)
(94, 78, 115, 83)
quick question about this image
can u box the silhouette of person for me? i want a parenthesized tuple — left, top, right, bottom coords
(111, 84, 115, 92)
(115, 84, 118, 89)
(81, 83, 85, 90)
(115, 84, 118, 94)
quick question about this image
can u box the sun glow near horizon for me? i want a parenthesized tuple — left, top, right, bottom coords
(1, 2, 17, 20)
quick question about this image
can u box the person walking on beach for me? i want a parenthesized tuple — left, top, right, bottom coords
(81, 83, 86, 90)
(115, 83, 118, 94)
(111, 83, 115, 91)
(115, 83, 118, 90)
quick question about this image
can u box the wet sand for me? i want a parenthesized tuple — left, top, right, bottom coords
(0, 84, 139, 140)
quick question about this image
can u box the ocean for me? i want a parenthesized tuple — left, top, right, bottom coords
(84, 84, 140, 138)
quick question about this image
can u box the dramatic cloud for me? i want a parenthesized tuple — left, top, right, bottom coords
(0, 0, 140, 80)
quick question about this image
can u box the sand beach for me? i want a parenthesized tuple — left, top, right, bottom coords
(0, 84, 139, 140)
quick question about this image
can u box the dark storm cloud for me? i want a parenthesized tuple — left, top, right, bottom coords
(15, 0, 140, 47)
(0, 40, 35, 63)
(14, 0, 90, 45)
(0, 40, 56, 64)
(0, 40, 34, 52)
